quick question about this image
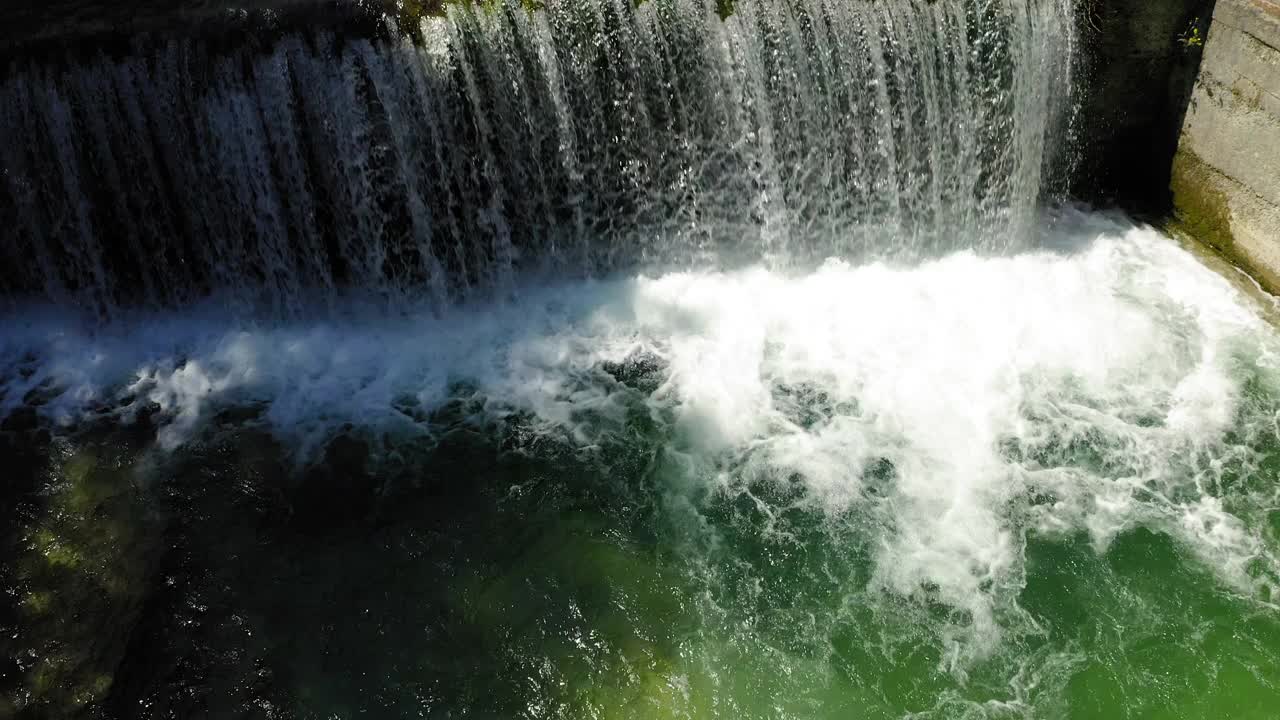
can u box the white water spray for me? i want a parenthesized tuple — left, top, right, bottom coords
(3, 219, 1278, 657)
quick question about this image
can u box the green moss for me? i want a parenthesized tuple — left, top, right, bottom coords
(72, 674, 114, 706)
(12, 441, 160, 717)
(1229, 78, 1266, 113)
(31, 662, 59, 696)
(32, 528, 84, 570)
(1170, 148, 1235, 256)
(21, 590, 53, 615)
(63, 449, 97, 487)
(1168, 148, 1280, 297)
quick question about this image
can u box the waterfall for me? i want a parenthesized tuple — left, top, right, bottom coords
(0, 0, 1076, 316)
(12, 8, 1280, 718)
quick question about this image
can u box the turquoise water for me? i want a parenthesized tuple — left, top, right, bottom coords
(4, 220, 1280, 718)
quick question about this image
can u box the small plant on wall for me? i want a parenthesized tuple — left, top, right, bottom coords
(1179, 20, 1205, 49)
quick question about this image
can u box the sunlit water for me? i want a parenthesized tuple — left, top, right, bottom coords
(3, 215, 1280, 718)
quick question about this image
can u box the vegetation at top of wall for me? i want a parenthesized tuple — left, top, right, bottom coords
(1178, 20, 1205, 48)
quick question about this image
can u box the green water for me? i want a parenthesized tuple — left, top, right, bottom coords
(7, 388, 1280, 719)
(4, 232, 1280, 718)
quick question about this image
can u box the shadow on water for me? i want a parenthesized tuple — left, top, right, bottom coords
(2, 359, 694, 717)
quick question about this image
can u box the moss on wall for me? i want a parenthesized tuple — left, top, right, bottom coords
(1169, 146, 1280, 296)
(1170, 147, 1236, 256)
(1167, 0, 1280, 297)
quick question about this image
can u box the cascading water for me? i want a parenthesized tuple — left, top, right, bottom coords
(1, 0, 1075, 315)
(3, 2, 1280, 719)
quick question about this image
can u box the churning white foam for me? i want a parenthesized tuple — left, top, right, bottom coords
(3, 218, 1279, 652)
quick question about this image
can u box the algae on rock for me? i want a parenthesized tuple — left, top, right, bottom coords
(5, 440, 162, 718)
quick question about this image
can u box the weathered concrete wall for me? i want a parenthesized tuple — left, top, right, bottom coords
(1172, 0, 1280, 289)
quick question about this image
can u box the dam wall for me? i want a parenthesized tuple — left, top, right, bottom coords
(1171, 0, 1280, 291)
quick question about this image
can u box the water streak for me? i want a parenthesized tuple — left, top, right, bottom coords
(0, 0, 1076, 315)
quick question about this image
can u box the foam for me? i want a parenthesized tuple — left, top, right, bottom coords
(3, 217, 1278, 655)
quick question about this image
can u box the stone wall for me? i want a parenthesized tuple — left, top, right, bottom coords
(1172, 0, 1280, 290)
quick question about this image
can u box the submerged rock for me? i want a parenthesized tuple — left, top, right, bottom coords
(601, 350, 669, 395)
(3, 437, 163, 719)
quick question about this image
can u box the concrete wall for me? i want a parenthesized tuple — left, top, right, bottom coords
(1172, 0, 1280, 290)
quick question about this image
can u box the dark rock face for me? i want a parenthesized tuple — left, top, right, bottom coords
(0, 1, 419, 51)
(1072, 0, 1216, 214)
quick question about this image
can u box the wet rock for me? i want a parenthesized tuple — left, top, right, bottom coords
(861, 457, 898, 498)
(3, 439, 164, 719)
(771, 381, 859, 431)
(600, 351, 668, 395)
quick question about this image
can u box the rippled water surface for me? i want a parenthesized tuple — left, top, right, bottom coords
(3, 217, 1280, 718)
